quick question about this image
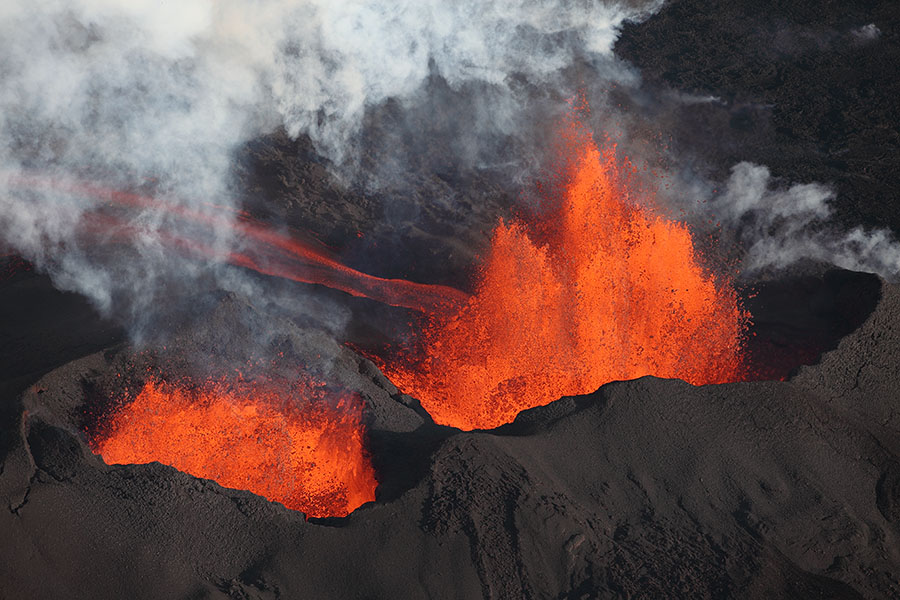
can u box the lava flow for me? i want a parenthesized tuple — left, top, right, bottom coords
(5, 174, 468, 312)
(89, 377, 377, 518)
(379, 115, 749, 430)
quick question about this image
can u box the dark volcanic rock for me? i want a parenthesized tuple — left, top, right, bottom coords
(615, 0, 900, 235)
(742, 269, 882, 380)
(17, 292, 424, 438)
(1, 278, 899, 599)
(234, 126, 513, 292)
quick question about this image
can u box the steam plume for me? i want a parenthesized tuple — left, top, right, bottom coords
(0, 0, 659, 337)
(3, 0, 893, 351)
(673, 162, 900, 281)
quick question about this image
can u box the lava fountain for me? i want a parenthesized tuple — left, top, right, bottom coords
(379, 114, 749, 430)
(89, 376, 377, 518)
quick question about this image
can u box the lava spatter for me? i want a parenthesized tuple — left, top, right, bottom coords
(380, 114, 749, 430)
(90, 377, 377, 518)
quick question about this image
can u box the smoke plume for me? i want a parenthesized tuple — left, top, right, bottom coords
(2, 0, 895, 354)
(719, 163, 900, 279)
(0, 0, 661, 338)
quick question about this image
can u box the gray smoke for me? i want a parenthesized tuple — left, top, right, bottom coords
(0, 0, 264, 333)
(4, 0, 892, 350)
(851, 23, 881, 42)
(0, 0, 660, 338)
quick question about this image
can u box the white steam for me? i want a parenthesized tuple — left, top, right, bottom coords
(0, 0, 262, 329)
(4, 0, 891, 341)
(703, 163, 900, 280)
(266, 0, 654, 160)
(851, 23, 881, 42)
(0, 0, 658, 334)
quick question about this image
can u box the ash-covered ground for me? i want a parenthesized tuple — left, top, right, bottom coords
(2, 0, 900, 598)
(1, 266, 898, 599)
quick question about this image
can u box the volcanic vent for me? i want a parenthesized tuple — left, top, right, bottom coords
(67, 110, 754, 515)
(89, 375, 376, 518)
(377, 112, 748, 430)
(3, 0, 900, 596)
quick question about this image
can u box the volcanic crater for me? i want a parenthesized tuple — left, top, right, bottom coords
(2, 262, 898, 598)
(3, 0, 900, 598)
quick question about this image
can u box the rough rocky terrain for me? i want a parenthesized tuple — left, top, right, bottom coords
(0, 270, 898, 599)
(615, 0, 900, 234)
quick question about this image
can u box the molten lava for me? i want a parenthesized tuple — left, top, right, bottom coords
(6, 174, 468, 312)
(380, 118, 748, 430)
(90, 377, 377, 518)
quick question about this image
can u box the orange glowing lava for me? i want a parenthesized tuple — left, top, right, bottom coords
(90, 378, 377, 518)
(6, 174, 468, 312)
(380, 117, 748, 430)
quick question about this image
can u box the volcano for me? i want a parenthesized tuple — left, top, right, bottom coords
(2, 0, 900, 598)
(1, 266, 897, 598)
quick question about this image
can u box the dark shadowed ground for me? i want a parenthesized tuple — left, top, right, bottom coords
(615, 0, 900, 235)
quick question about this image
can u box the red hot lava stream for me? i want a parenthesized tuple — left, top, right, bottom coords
(377, 113, 749, 430)
(89, 377, 377, 518)
(5, 174, 469, 313)
(9, 174, 452, 517)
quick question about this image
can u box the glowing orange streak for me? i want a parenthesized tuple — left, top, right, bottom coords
(6, 174, 469, 312)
